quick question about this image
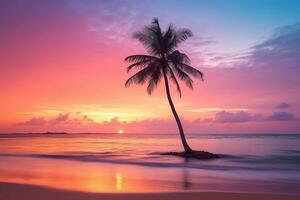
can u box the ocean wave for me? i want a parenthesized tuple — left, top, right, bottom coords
(1, 152, 299, 173)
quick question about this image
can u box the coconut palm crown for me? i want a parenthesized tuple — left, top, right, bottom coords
(125, 18, 203, 153)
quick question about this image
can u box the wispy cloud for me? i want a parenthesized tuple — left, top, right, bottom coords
(201, 22, 300, 69)
(237, 23, 300, 70)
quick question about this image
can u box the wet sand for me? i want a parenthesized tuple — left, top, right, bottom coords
(1, 182, 299, 200)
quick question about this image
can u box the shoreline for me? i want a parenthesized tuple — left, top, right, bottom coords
(1, 182, 299, 200)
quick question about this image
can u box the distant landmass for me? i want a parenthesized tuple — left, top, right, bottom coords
(43, 132, 68, 135)
(0, 132, 68, 135)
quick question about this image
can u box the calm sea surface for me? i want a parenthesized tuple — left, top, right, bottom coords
(0, 133, 299, 193)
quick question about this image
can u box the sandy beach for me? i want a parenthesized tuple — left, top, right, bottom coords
(1, 182, 300, 200)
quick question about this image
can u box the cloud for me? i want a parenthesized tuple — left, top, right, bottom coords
(208, 110, 297, 123)
(214, 111, 259, 123)
(249, 23, 300, 68)
(10, 108, 300, 134)
(15, 113, 94, 127)
(267, 112, 296, 121)
(208, 23, 300, 80)
(49, 113, 69, 125)
(55, 113, 69, 121)
(217, 22, 300, 70)
(16, 117, 47, 126)
(15, 110, 299, 130)
(275, 102, 291, 109)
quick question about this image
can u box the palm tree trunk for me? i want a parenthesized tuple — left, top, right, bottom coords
(163, 70, 193, 153)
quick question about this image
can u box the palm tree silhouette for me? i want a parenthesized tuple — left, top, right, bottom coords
(125, 18, 203, 154)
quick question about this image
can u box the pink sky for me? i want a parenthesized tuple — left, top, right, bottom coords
(0, 0, 300, 133)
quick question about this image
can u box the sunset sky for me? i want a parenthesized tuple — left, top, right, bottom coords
(1, 0, 300, 133)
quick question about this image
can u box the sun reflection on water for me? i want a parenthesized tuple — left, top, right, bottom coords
(115, 172, 123, 191)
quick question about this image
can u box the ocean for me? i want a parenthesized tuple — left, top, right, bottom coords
(0, 133, 299, 194)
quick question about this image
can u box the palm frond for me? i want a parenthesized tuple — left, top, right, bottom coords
(167, 51, 203, 80)
(171, 65, 194, 89)
(125, 63, 157, 87)
(133, 18, 165, 56)
(168, 50, 191, 64)
(165, 28, 193, 52)
(175, 28, 193, 44)
(126, 60, 151, 72)
(163, 24, 176, 52)
(133, 32, 155, 54)
(151, 18, 162, 37)
(125, 55, 157, 63)
(167, 67, 182, 97)
(147, 66, 162, 95)
(180, 63, 204, 80)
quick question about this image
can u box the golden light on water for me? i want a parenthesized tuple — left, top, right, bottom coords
(118, 130, 124, 134)
(115, 172, 123, 191)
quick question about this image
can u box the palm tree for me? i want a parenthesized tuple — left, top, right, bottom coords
(125, 18, 203, 154)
